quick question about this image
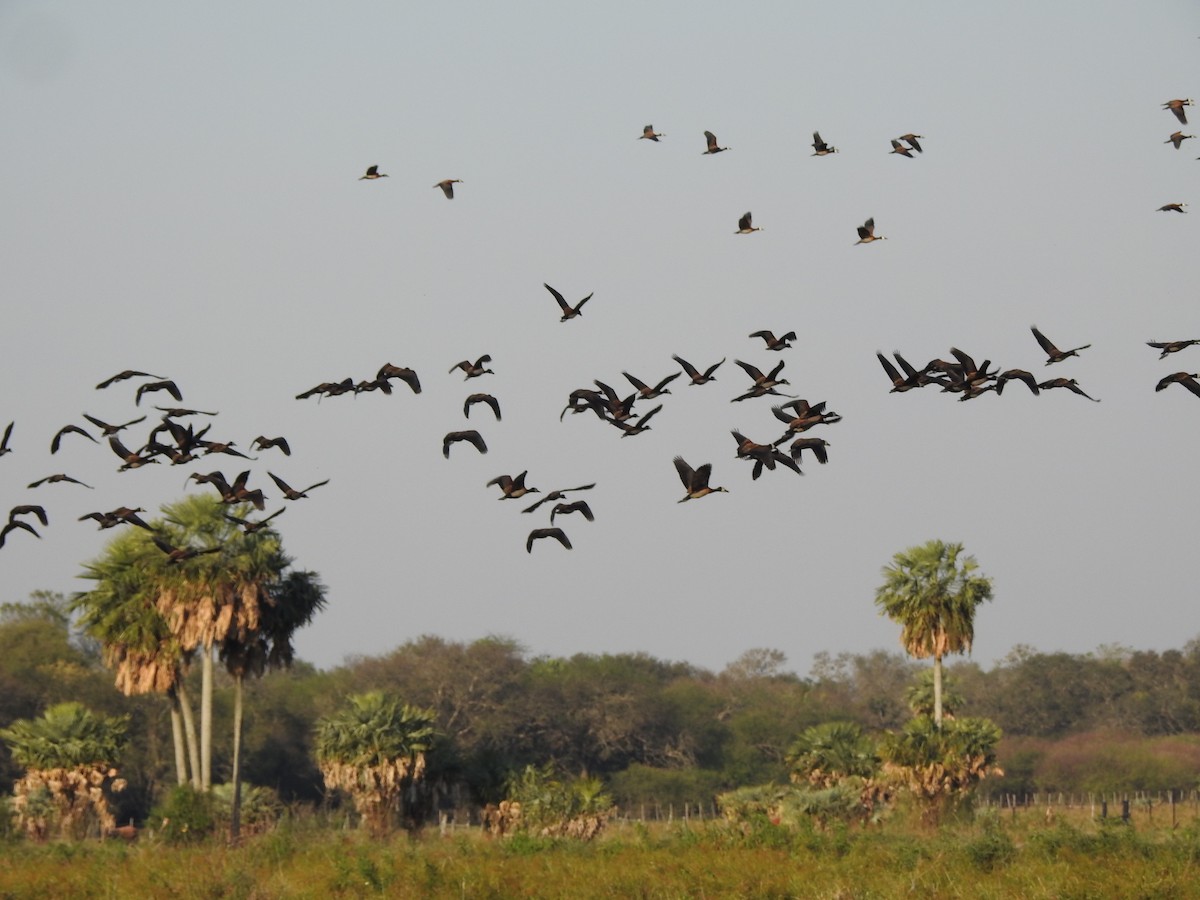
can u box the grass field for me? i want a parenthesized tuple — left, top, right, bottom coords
(3, 807, 1200, 899)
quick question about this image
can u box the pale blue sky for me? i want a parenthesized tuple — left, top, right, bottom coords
(2, 1, 1198, 674)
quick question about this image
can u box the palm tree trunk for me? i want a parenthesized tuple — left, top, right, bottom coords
(933, 654, 944, 728)
(201, 643, 213, 790)
(177, 681, 202, 789)
(168, 687, 188, 785)
(230, 673, 243, 843)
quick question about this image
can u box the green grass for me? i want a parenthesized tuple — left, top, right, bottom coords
(4, 810, 1200, 899)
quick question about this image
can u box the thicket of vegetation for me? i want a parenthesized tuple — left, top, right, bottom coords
(4, 588, 1200, 833)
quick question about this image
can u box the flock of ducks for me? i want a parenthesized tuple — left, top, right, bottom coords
(0, 371, 332, 556)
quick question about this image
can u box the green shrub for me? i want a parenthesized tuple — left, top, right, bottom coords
(151, 785, 215, 844)
(963, 822, 1016, 871)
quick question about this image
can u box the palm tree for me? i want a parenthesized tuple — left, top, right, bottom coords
(0, 702, 128, 839)
(786, 722, 879, 788)
(314, 692, 437, 835)
(874, 540, 993, 727)
(74, 529, 201, 788)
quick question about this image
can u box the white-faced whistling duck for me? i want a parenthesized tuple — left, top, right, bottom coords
(994, 369, 1040, 396)
(135, 380, 182, 406)
(788, 437, 830, 465)
(79, 506, 152, 530)
(1164, 99, 1194, 125)
(0, 421, 11, 456)
(639, 125, 663, 141)
(224, 508, 286, 534)
(359, 165, 388, 180)
(376, 364, 422, 394)
(731, 359, 796, 402)
(0, 519, 39, 549)
(50, 424, 97, 454)
(153, 537, 222, 564)
(83, 413, 146, 436)
(674, 456, 728, 502)
(108, 436, 159, 471)
(9, 505, 47, 527)
(735, 212, 762, 234)
(443, 430, 488, 458)
(464, 393, 502, 421)
(268, 472, 330, 500)
(156, 407, 217, 419)
(730, 430, 801, 480)
(1158, 203, 1187, 213)
(623, 370, 681, 399)
(889, 139, 915, 158)
(673, 354, 725, 385)
(252, 436, 292, 456)
(434, 179, 462, 199)
(29, 473, 93, 489)
(771, 400, 843, 442)
(95, 370, 166, 390)
(295, 379, 353, 400)
(1167, 131, 1194, 149)
(526, 527, 572, 553)
(877, 352, 928, 393)
(1031, 326, 1091, 365)
(487, 471, 538, 499)
(702, 131, 727, 154)
(1155, 372, 1200, 397)
(811, 132, 837, 156)
(855, 218, 886, 244)
(749, 330, 796, 351)
(1148, 339, 1200, 359)
(609, 404, 662, 437)
(550, 500, 594, 524)
(522, 484, 595, 514)
(545, 283, 592, 322)
(1037, 378, 1100, 401)
(450, 356, 494, 379)
(560, 388, 609, 421)
(897, 134, 924, 153)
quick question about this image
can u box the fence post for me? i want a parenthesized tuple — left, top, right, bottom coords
(1121, 797, 1130, 822)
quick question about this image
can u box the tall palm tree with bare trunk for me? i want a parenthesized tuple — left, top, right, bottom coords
(874, 540, 993, 727)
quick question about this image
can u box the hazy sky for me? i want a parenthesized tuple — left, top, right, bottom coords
(2, 1, 1198, 676)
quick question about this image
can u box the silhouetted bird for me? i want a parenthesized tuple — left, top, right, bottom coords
(526, 528, 572, 553)
(550, 501, 594, 524)
(1155, 372, 1200, 398)
(135, 380, 182, 406)
(994, 369, 1041, 395)
(876, 352, 925, 393)
(153, 537, 222, 563)
(268, 472, 329, 500)
(50, 424, 97, 454)
(359, 165, 388, 180)
(545, 283, 592, 321)
(674, 457, 728, 502)
(702, 131, 727, 154)
(731, 359, 792, 402)
(1032, 326, 1091, 365)
(79, 507, 153, 531)
(735, 212, 762, 234)
(464, 393, 502, 421)
(731, 430, 801, 480)
(1166, 131, 1194, 149)
(83, 413, 147, 436)
(251, 436, 291, 456)
(1158, 203, 1187, 213)
(108, 436, 159, 470)
(443, 430, 488, 458)
(28, 473, 93, 489)
(787, 437, 830, 465)
(889, 139, 916, 157)
(8, 505, 47, 527)
(639, 124, 664, 141)
(95, 370, 165, 390)
(376, 364, 422, 394)
(0, 421, 11, 457)
(897, 133, 924, 153)
(0, 519, 39, 548)
(1038, 378, 1100, 401)
(224, 508, 286, 533)
(434, 179, 462, 198)
(609, 404, 662, 436)
(155, 406, 217, 417)
(522, 483, 596, 513)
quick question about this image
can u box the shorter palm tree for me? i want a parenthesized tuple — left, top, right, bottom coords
(0, 702, 128, 840)
(314, 692, 436, 835)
